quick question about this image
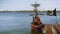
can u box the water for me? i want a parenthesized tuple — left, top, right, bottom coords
(0, 12, 60, 34)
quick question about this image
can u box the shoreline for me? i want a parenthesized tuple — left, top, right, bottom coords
(0, 11, 60, 12)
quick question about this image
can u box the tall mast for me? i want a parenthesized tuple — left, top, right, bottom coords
(31, 1, 40, 17)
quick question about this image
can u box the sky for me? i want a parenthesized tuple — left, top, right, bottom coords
(0, 0, 60, 11)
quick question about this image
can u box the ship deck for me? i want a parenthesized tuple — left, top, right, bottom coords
(43, 24, 57, 34)
(31, 24, 57, 34)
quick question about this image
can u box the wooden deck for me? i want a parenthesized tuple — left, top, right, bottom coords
(43, 24, 57, 34)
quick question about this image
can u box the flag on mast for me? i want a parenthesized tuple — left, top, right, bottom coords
(47, 8, 56, 16)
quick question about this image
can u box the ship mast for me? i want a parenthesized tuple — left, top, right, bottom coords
(31, 1, 40, 17)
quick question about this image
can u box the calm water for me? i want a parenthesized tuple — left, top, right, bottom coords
(0, 12, 60, 34)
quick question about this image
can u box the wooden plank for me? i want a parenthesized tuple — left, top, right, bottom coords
(43, 24, 54, 34)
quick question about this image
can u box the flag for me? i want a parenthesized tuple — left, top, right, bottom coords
(53, 8, 56, 16)
(47, 8, 56, 16)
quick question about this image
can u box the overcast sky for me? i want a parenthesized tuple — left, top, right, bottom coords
(0, 0, 60, 11)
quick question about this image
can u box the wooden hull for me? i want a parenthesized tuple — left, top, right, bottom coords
(31, 16, 43, 32)
(31, 24, 43, 33)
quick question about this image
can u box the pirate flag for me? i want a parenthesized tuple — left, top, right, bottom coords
(47, 8, 56, 16)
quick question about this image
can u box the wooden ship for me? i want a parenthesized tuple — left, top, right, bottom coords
(30, 1, 58, 34)
(31, 1, 44, 32)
